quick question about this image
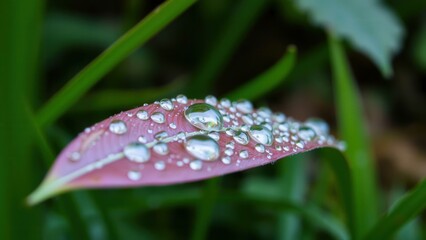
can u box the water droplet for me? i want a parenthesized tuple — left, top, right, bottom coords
(154, 161, 166, 171)
(275, 145, 282, 151)
(160, 98, 174, 111)
(222, 156, 231, 165)
(296, 141, 305, 149)
(151, 112, 165, 124)
(184, 103, 223, 131)
(226, 141, 235, 149)
(224, 148, 234, 156)
(124, 142, 150, 163)
(255, 144, 265, 153)
(184, 135, 220, 161)
(242, 114, 254, 125)
(169, 122, 177, 129)
(283, 146, 290, 151)
(153, 142, 169, 155)
(190, 160, 203, 171)
(241, 125, 250, 132)
(138, 135, 147, 143)
(223, 115, 231, 122)
(127, 170, 141, 181)
(305, 118, 329, 135)
(109, 120, 127, 135)
(233, 130, 249, 145)
(272, 113, 286, 123)
(208, 132, 220, 141)
(248, 125, 273, 146)
(69, 151, 81, 162)
(257, 107, 272, 118)
(236, 100, 253, 113)
(225, 128, 235, 136)
(136, 110, 149, 120)
(278, 123, 289, 132)
(239, 150, 249, 159)
(154, 131, 168, 140)
(176, 94, 188, 104)
(205, 95, 217, 106)
(220, 98, 231, 108)
(298, 126, 316, 141)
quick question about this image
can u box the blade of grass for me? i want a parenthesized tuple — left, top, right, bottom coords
(0, 0, 45, 239)
(328, 34, 379, 239)
(226, 46, 297, 101)
(364, 180, 426, 240)
(277, 154, 307, 240)
(188, 0, 269, 97)
(36, 0, 197, 127)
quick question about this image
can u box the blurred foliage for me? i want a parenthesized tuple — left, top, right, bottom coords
(1, 0, 425, 239)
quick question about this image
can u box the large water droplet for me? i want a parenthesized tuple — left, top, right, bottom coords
(151, 112, 165, 124)
(185, 135, 220, 161)
(248, 125, 273, 146)
(233, 130, 249, 145)
(136, 110, 149, 120)
(205, 95, 217, 106)
(153, 142, 169, 155)
(176, 94, 188, 104)
(160, 98, 174, 111)
(184, 103, 223, 131)
(109, 120, 127, 135)
(124, 142, 150, 163)
(298, 126, 316, 141)
(190, 160, 203, 171)
(127, 170, 141, 181)
(236, 100, 253, 113)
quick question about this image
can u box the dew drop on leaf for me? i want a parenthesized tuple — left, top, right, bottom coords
(109, 120, 128, 135)
(136, 110, 149, 120)
(255, 144, 265, 153)
(184, 103, 223, 131)
(205, 95, 218, 106)
(239, 150, 249, 159)
(233, 130, 249, 145)
(236, 100, 253, 113)
(127, 170, 141, 181)
(298, 126, 317, 141)
(184, 135, 220, 161)
(160, 98, 174, 111)
(153, 142, 169, 155)
(124, 142, 150, 163)
(222, 156, 231, 165)
(248, 125, 273, 146)
(154, 161, 166, 171)
(151, 112, 165, 124)
(176, 94, 188, 104)
(154, 131, 168, 140)
(189, 160, 203, 171)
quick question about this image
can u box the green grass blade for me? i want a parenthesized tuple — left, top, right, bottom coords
(364, 180, 426, 240)
(328, 34, 379, 239)
(36, 0, 197, 127)
(226, 46, 297, 101)
(188, 0, 269, 97)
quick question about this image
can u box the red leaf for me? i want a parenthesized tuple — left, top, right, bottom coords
(28, 96, 344, 205)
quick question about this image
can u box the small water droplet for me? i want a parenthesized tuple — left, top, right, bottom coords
(233, 130, 249, 145)
(169, 122, 177, 129)
(296, 141, 305, 149)
(124, 142, 150, 163)
(275, 145, 282, 151)
(160, 98, 174, 111)
(239, 150, 249, 159)
(205, 95, 217, 106)
(176, 94, 188, 104)
(223, 115, 231, 122)
(272, 113, 286, 123)
(208, 132, 220, 141)
(127, 170, 141, 181)
(298, 126, 316, 141)
(154, 161, 166, 171)
(184, 103, 223, 131)
(248, 125, 273, 146)
(225, 128, 235, 136)
(151, 112, 165, 124)
(222, 156, 231, 165)
(153, 142, 169, 155)
(69, 151, 81, 162)
(236, 100, 253, 114)
(305, 118, 329, 135)
(224, 148, 234, 156)
(220, 98, 231, 108)
(154, 131, 168, 140)
(138, 135, 147, 143)
(257, 107, 272, 118)
(242, 114, 254, 125)
(136, 110, 149, 120)
(190, 160, 203, 171)
(255, 144, 265, 153)
(278, 123, 289, 132)
(283, 146, 290, 151)
(109, 120, 127, 135)
(185, 135, 220, 161)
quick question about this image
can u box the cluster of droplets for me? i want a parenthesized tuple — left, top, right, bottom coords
(69, 94, 344, 182)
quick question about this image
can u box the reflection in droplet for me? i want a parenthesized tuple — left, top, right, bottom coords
(124, 142, 150, 163)
(109, 120, 127, 135)
(184, 103, 223, 131)
(233, 130, 249, 145)
(185, 135, 220, 161)
(248, 125, 273, 146)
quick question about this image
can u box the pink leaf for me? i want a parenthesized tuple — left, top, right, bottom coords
(27, 95, 344, 205)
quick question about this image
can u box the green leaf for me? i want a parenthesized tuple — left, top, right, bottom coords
(364, 180, 426, 240)
(226, 46, 297, 101)
(328, 34, 379, 239)
(296, 0, 404, 77)
(36, 0, 197, 127)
